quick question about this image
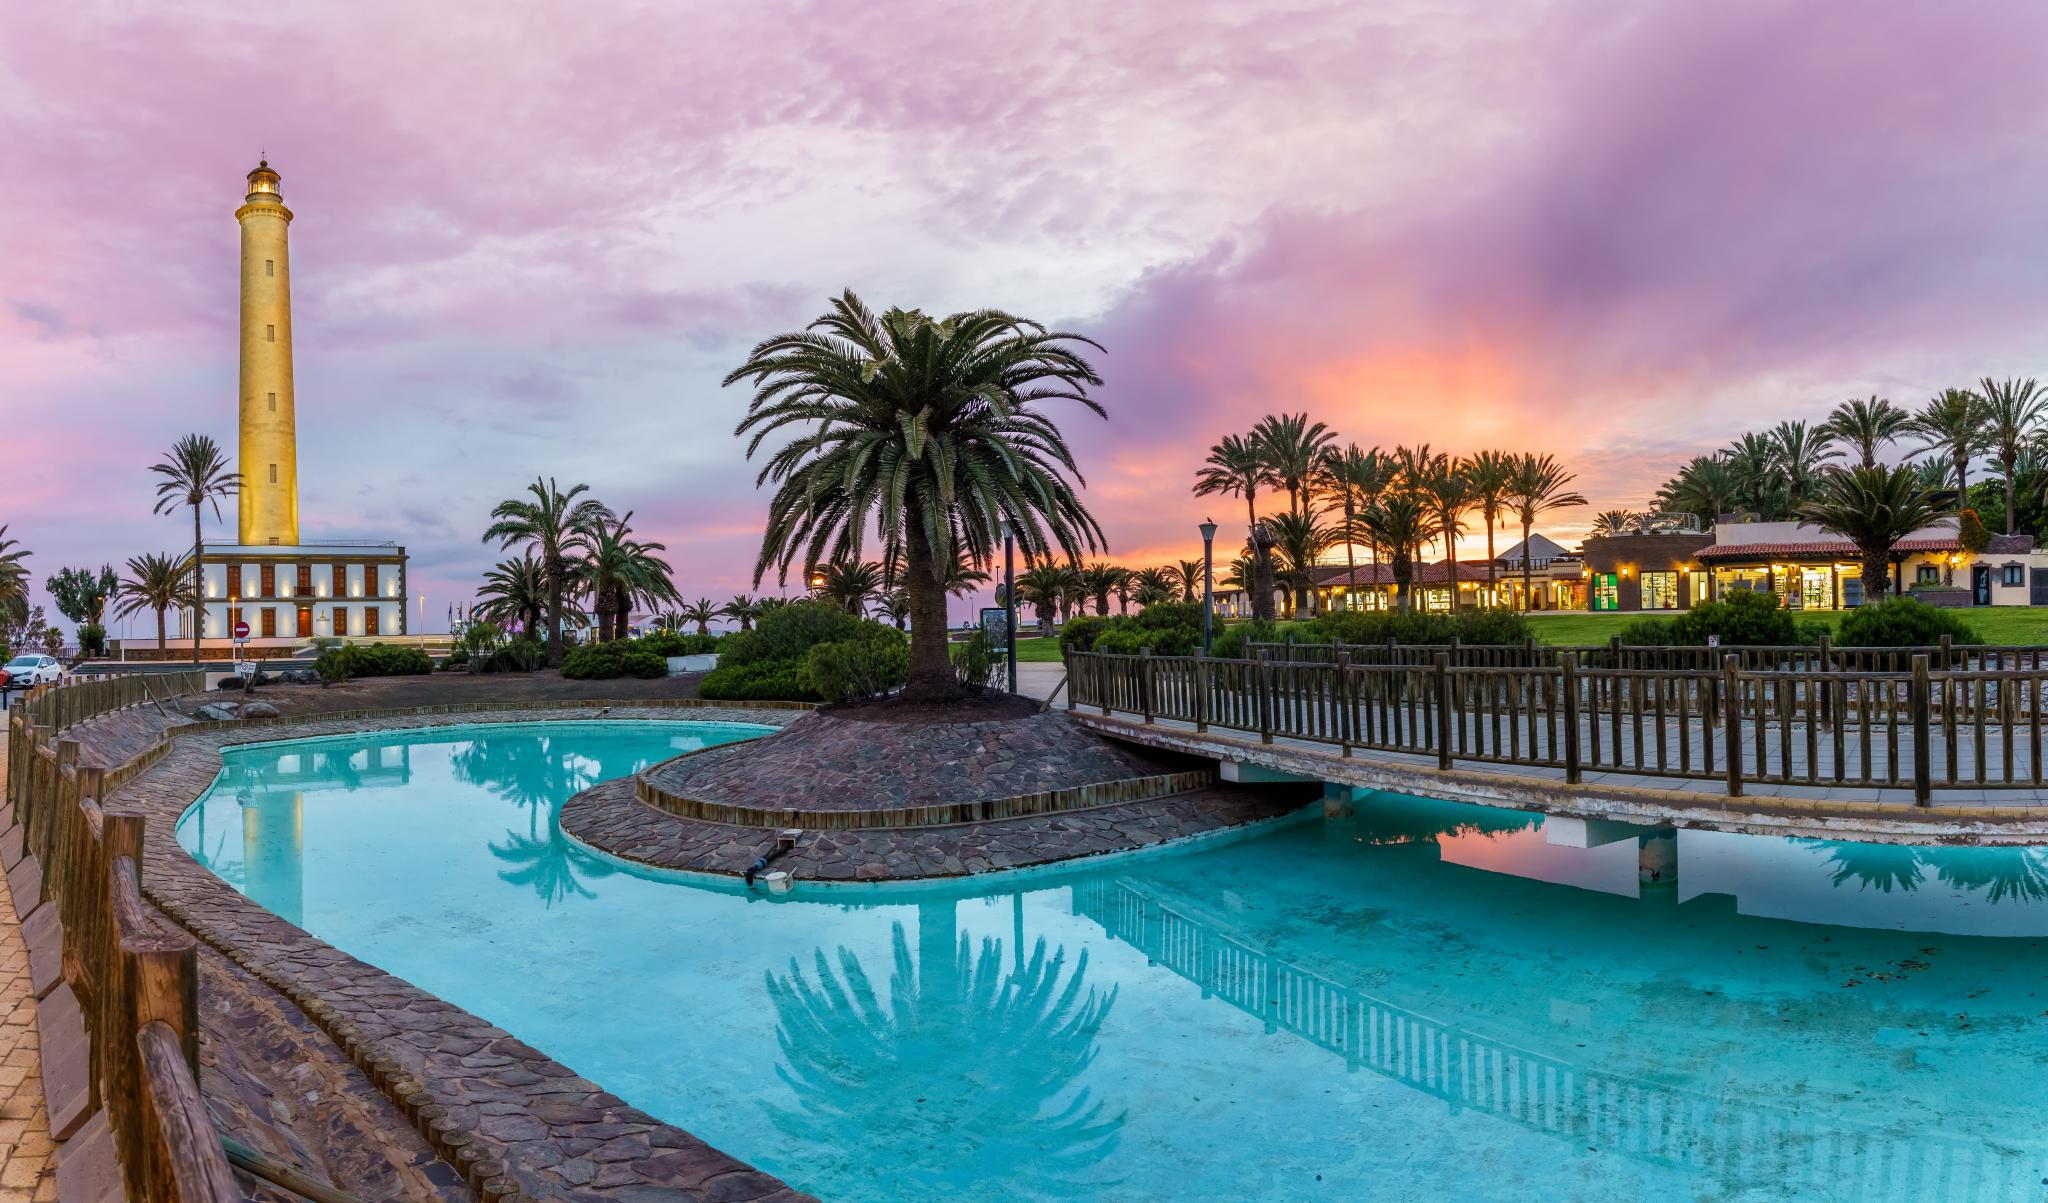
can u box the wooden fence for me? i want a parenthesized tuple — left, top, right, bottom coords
(1068, 647, 2048, 804)
(1245, 634, 2048, 674)
(9, 670, 206, 738)
(7, 675, 237, 1202)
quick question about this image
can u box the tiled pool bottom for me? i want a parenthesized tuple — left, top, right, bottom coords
(175, 722, 2048, 1202)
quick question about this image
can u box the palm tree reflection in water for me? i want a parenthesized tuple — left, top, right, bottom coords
(454, 732, 635, 908)
(1804, 841, 2048, 903)
(764, 900, 1125, 1199)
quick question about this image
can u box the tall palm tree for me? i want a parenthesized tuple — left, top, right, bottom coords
(678, 597, 720, 636)
(1359, 495, 1442, 610)
(1724, 431, 1785, 518)
(1014, 562, 1072, 636)
(0, 527, 30, 630)
(1769, 419, 1838, 509)
(1172, 559, 1202, 603)
(1654, 456, 1740, 527)
(1417, 460, 1472, 584)
(1589, 510, 1637, 537)
(1194, 433, 1278, 619)
(1976, 377, 2047, 534)
(149, 434, 240, 664)
(720, 595, 764, 631)
(113, 552, 195, 652)
(474, 554, 551, 635)
(816, 560, 885, 616)
(1250, 413, 1337, 516)
(1461, 450, 1517, 598)
(1080, 563, 1126, 616)
(1904, 388, 1985, 511)
(1819, 396, 1909, 470)
(483, 478, 612, 665)
(1319, 444, 1391, 609)
(1505, 453, 1587, 612)
(1128, 566, 1179, 607)
(1795, 466, 1942, 601)
(729, 292, 1105, 703)
(578, 511, 677, 641)
(1263, 512, 1336, 616)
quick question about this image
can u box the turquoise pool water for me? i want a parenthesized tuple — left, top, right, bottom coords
(176, 721, 2048, 1202)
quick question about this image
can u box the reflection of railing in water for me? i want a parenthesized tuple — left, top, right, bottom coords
(1071, 876, 2048, 1199)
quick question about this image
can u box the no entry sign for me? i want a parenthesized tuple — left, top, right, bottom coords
(233, 620, 250, 640)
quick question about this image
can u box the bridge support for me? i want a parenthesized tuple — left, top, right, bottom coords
(1321, 783, 1354, 819)
(1638, 827, 1677, 890)
(1543, 815, 1662, 849)
(1219, 760, 1321, 786)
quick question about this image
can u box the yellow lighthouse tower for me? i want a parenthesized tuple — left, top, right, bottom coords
(236, 159, 299, 546)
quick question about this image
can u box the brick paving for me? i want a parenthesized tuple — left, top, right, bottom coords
(0, 742, 55, 1203)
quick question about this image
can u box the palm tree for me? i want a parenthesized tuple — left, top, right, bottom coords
(0, 527, 30, 631)
(1976, 377, 2047, 534)
(1172, 559, 1202, 603)
(1416, 459, 1472, 581)
(474, 554, 550, 635)
(1079, 563, 1126, 616)
(1589, 510, 1637, 537)
(1319, 444, 1391, 609)
(1263, 512, 1335, 616)
(1358, 495, 1442, 610)
(720, 595, 764, 631)
(1461, 450, 1517, 598)
(873, 589, 912, 630)
(149, 434, 240, 664)
(1819, 396, 1909, 470)
(578, 511, 677, 641)
(1015, 562, 1072, 635)
(1769, 419, 1838, 509)
(1128, 566, 1179, 608)
(1505, 453, 1587, 612)
(678, 597, 720, 636)
(1654, 456, 1741, 527)
(728, 292, 1106, 704)
(483, 478, 612, 666)
(1905, 388, 1985, 511)
(1795, 465, 1942, 601)
(1194, 433, 1278, 619)
(1250, 413, 1337, 515)
(113, 552, 195, 652)
(815, 560, 885, 616)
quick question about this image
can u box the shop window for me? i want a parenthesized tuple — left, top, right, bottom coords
(1641, 571, 1679, 610)
(1592, 573, 1620, 611)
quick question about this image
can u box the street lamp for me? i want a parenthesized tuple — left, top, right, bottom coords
(807, 569, 828, 594)
(1000, 519, 1018, 694)
(1199, 518, 1219, 654)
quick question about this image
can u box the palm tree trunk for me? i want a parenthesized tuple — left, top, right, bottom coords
(1485, 510, 1498, 601)
(1342, 494, 1356, 613)
(545, 553, 565, 666)
(155, 605, 166, 652)
(1863, 548, 1891, 601)
(901, 519, 959, 704)
(190, 503, 203, 664)
(1955, 449, 1970, 509)
(2005, 461, 2018, 534)
(1520, 517, 1534, 612)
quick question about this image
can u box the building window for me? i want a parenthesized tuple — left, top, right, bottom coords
(267, 391, 276, 412)
(266, 324, 275, 342)
(1592, 573, 1620, 611)
(1917, 565, 1940, 585)
(333, 564, 347, 597)
(260, 564, 275, 597)
(1641, 571, 1679, 610)
(260, 608, 277, 638)
(265, 259, 274, 277)
(269, 463, 278, 484)
(2004, 564, 2025, 587)
(296, 564, 312, 596)
(267, 537, 279, 546)
(226, 565, 242, 600)
(365, 606, 380, 636)
(365, 564, 379, 596)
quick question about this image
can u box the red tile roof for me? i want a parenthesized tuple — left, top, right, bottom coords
(1698, 537, 1959, 562)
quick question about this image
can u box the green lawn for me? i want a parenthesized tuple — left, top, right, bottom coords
(1527, 607, 2048, 646)
(1014, 636, 1064, 662)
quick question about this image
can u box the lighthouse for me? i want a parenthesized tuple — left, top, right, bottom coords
(236, 159, 299, 546)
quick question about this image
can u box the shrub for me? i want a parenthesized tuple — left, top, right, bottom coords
(1666, 590, 1814, 646)
(561, 642, 669, 680)
(1064, 602, 1203, 657)
(717, 601, 865, 667)
(313, 642, 434, 684)
(1613, 617, 1677, 646)
(1836, 597, 1983, 647)
(638, 630, 721, 658)
(1210, 618, 1281, 659)
(1307, 607, 1450, 646)
(951, 628, 1003, 689)
(77, 622, 106, 657)
(700, 659, 821, 702)
(1058, 614, 1112, 654)
(804, 631, 910, 704)
(1449, 606, 1532, 646)
(489, 635, 547, 673)
(441, 646, 470, 671)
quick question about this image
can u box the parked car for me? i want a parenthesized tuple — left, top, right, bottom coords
(2, 653, 63, 687)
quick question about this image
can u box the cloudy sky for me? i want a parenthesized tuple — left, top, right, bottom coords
(5, 1, 2048, 634)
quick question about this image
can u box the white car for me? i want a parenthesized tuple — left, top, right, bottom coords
(2, 654, 62, 688)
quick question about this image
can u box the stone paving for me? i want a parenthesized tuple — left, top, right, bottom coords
(107, 704, 816, 1203)
(0, 750, 55, 1203)
(565, 775, 1315, 881)
(648, 708, 1192, 812)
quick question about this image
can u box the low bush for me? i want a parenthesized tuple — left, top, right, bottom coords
(1062, 602, 1203, 657)
(489, 635, 547, 673)
(638, 630, 721, 658)
(77, 622, 106, 657)
(1836, 596, 1982, 647)
(1613, 617, 1676, 646)
(1304, 605, 1530, 648)
(717, 602, 866, 667)
(804, 630, 909, 704)
(951, 628, 1003, 689)
(561, 642, 668, 680)
(1667, 590, 1815, 646)
(1209, 618, 1281, 659)
(1058, 614, 1112, 654)
(313, 642, 434, 684)
(700, 659, 821, 702)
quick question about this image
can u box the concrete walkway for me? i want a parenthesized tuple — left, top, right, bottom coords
(0, 742, 56, 1201)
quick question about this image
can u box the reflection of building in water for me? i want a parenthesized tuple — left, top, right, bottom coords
(239, 790, 304, 926)
(239, 744, 413, 794)
(1070, 872, 2048, 1200)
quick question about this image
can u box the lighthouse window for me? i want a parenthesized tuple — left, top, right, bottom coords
(266, 392, 276, 412)
(265, 259, 274, 277)
(266, 324, 275, 342)
(269, 463, 277, 484)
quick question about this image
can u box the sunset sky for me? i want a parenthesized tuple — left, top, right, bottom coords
(7, 2, 2048, 634)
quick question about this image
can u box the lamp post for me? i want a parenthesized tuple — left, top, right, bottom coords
(1001, 519, 1018, 694)
(1199, 518, 1218, 654)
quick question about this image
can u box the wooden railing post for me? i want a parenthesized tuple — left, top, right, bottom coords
(1939, 634, 1954, 671)
(1140, 648, 1155, 724)
(1722, 655, 1742, 797)
(1257, 651, 1274, 745)
(1194, 652, 1211, 734)
(1609, 634, 1623, 670)
(1561, 653, 1582, 784)
(1433, 652, 1453, 770)
(1336, 650, 1354, 756)
(1912, 654, 1933, 805)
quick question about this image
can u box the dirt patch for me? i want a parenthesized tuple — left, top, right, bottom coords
(819, 688, 1039, 724)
